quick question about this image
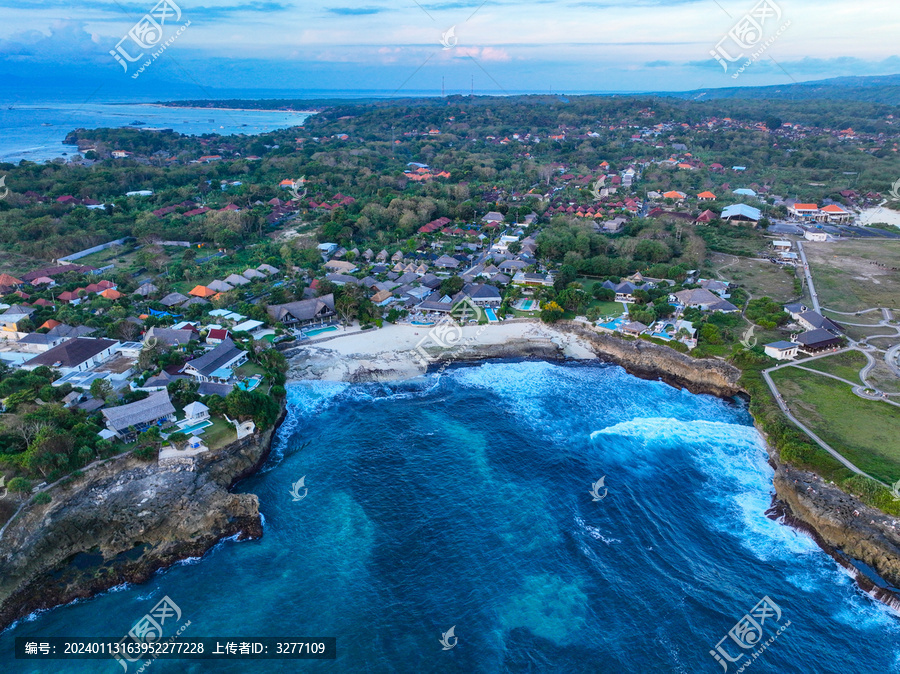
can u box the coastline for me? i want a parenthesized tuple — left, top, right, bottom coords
(283, 319, 900, 610)
(282, 319, 743, 396)
(0, 403, 287, 633)
(139, 103, 318, 114)
(2, 320, 898, 631)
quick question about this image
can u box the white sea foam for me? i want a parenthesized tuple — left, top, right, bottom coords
(287, 380, 350, 415)
(591, 417, 821, 562)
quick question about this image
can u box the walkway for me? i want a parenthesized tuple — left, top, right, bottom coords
(796, 241, 820, 312)
(761, 366, 886, 485)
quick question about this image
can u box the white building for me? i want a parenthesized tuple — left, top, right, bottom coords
(764, 341, 799, 360)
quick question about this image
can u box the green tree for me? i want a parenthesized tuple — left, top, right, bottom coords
(700, 323, 723, 345)
(7, 477, 32, 496)
(89, 378, 114, 402)
(440, 276, 464, 297)
(553, 264, 578, 292)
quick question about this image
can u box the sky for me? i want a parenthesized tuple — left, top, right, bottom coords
(0, 0, 897, 100)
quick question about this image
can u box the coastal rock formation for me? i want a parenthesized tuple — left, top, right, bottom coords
(0, 417, 282, 631)
(771, 464, 900, 608)
(557, 321, 743, 397)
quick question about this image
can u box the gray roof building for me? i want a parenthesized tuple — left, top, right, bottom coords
(102, 390, 176, 435)
(267, 294, 336, 326)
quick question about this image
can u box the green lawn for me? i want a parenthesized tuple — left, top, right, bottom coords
(204, 418, 237, 451)
(588, 300, 625, 318)
(771, 368, 900, 483)
(235, 362, 266, 378)
(795, 350, 867, 385)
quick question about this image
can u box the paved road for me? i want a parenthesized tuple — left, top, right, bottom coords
(762, 367, 886, 485)
(796, 241, 820, 312)
(885, 343, 900, 378)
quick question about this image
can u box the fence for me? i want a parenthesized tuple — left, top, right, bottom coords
(56, 238, 129, 264)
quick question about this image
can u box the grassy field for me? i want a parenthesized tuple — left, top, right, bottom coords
(866, 359, 900, 394)
(869, 336, 899, 350)
(0, 250, 50, 277)
(709, 253, 800, 304)
(823, 308, 884, 325)
(803, 240, 900, 312)
(841, 324, 896, 342)
(771, 368, 900, 483)
(796, 350, 867, 384)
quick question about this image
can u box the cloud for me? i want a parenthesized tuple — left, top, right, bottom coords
(0, 0, 291, 19)
(326, 7, 383, 15)
(0, 20, 105, 62)
(453, 46, 510, 62)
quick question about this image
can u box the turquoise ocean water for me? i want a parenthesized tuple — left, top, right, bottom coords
(1, 361, 898, 672)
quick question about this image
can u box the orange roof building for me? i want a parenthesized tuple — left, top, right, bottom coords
(0, 273, 23, 287)
(189, 285, 216, 298)
(100, 288, 123, 300)
(39, 319, 62, 331)
(697, 191, 717, 200)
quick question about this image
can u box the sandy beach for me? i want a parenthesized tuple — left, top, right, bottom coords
(285, 320, 598, 382)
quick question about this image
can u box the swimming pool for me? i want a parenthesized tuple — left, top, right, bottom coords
(411, 321, 435, 326)
(177, 419, 212, 435)
(514, 299, 537, 311)
(599, 318, 626, 331)
(305, 326, 338, 337)
(236, 377, 262, 391)
(485, 308, 498, 322)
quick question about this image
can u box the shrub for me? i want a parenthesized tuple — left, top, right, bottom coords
(31, 492, 51, 505)
(132, 445, 158, 461)
(7, 476, 32, 495)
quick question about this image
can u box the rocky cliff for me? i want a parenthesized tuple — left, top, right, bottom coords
(557, 321, 743, 397)
(770, 462, 900, 609)
(0, 413, 282, 632)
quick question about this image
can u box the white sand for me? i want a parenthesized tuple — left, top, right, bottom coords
(287, 320, 597, 382)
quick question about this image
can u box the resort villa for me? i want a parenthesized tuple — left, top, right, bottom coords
(267, 294, 337, 328)
(101, 390, 177, 442)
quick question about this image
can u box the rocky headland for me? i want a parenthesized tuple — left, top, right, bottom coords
(0, 410, 283, 631)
